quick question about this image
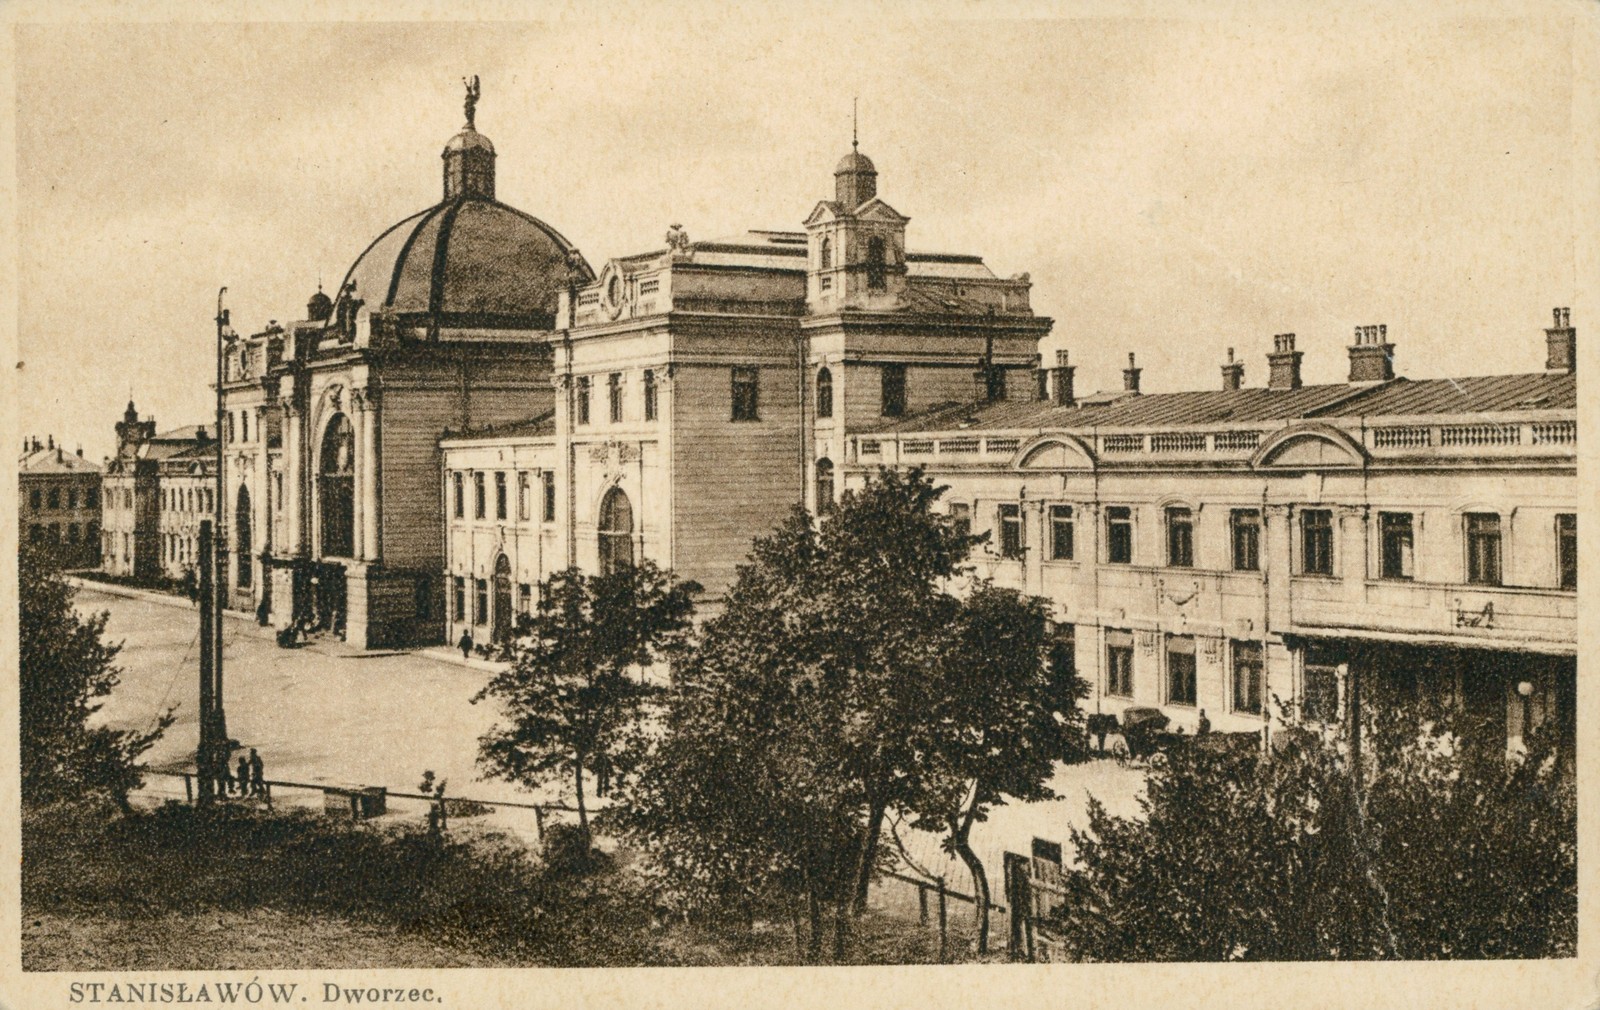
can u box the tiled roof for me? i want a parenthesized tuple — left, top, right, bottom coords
(866, 373, 1575, 434)
(443, 411, 556, 442)
(19, 448, 101, 474)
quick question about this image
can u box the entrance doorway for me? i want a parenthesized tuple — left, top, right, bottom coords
(492, 554, 513, 644)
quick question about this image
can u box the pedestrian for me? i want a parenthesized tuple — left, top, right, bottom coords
(249, 748, 265, 797)
(458, 630, 473, 660)
(217, 751, 235, 797)
(236, 755, 250, 797)
(1197, 709, 1211, 735)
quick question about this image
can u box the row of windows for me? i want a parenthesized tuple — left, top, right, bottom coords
(27, 486, 99, 511)
(970, 502, 1576, 590)
(162, 487, 214, 513)
(226, 410, 257, 444)
(1104, 631, 1267, 717)
(575, 370, 660, 426)
(450, 576, 535, 624)
(451, 470, 557, 523)
(27, 521, 100, 546)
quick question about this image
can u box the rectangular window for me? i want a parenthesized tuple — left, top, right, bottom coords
(48, 489, 60, 509)
(1557, 513, 1577, 590)
(643, 369, 657, 421)
(87, 487, 98, 509)
(452, 577, 465, 621)
(1107, 506, 1133, 564)
(1048, 623, 1076, 681)
(518, 583, 533, 614)
(471, 472, 485, 520)
(949, 502, 971, 538)
(475, 579, 489, 625)
(495, 472, 508, 520)
(1465, 513, 1502, 585)
(1106, 630, 1134, 698)
(998, 503, 1023, 559)
(731, 366, 760, 421)
(609, 372, 623, 423)
(1166, 635, 1196, 706)
(1049, 505, 1074, 561)
(453, 472, 464, 519)
(68, 490, 78, 509)
(1166, 507, 1194, 567)
(1379, 512, 1414, 580)
(542, 471, 556, 522)
(518, 472, 531, 521)
(1303, 658, 1340, 724)
(1231, 509, 1261, 571)
(29, 489, 40, 510)
(577, 376, 591, 425)
(1232, 641, 1263, 715)
(1301, 509, 1333, 576)
(881, 364, 907, 418)
(68, 523, 80, 543)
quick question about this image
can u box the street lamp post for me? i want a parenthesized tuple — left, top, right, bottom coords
(1516, 680, 1534, 750)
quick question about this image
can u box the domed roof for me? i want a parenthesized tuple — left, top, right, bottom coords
(444, 127, 496, 154)
(334, 194, 591, 328)
(835, 149, 876, 175)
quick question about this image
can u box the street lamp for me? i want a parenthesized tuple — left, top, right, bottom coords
(1516, 680, 1534, 747)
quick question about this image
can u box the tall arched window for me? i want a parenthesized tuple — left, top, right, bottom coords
(866, 236, 886, 291)
(816, 367, 833, 419)
(815, 458, 835, 514)
(318, 413, 355, 558)
(598, 487, 634, 575)
(235, 485, 253, 588)
(820, 237, 832, 270)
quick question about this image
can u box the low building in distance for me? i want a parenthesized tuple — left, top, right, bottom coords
(19, 435, 102, 569)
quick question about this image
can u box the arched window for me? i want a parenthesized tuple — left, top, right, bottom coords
(598, 487, 634, 575)
(815, 458, 835, 514)
(820, 237, 832, 270)
(235, 485, 253, 588)
(318, 413, 355, 557)
(866, 236, 886, 291)
(816, 367, 833, 419)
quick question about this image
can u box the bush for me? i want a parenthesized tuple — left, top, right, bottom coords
(1051, 707, 1576, 960)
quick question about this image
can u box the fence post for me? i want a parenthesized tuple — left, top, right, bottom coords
(937, 876, 948, 963)
(533, 805, 545, 842)
(183, 773, 193, 804)
(918, 883, 929, 925)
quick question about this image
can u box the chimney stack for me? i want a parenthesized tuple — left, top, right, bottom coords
(1033, 354, 1049, 401)
(1545, 306, 1575, 375)
(76, 445, 84, 457)
(1267, 333, 1303, 390)
(1052, 349, 1077, 406)
(1347, 324, 1395, 383)
(1221, 347, 1244, 391)
(47, 434, 54, 450)
(1122, 352, 1142, 394)
(197, 426, 210, 444)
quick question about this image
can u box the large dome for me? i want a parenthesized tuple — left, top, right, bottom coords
(335, 193, 590, 330)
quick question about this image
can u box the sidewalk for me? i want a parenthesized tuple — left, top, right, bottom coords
(69, 575, 264, 628)
(417, 646, 507, 673)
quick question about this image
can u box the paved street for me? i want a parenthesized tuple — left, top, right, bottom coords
(80, 585, 1145, 873)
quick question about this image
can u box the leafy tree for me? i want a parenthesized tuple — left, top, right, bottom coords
(1052, 703, 1576, 960)
(474, 561, 698, 854)
(19, 542, 172, 812)
(627, 468, 986, 960)
(903, 583, 1089, 954)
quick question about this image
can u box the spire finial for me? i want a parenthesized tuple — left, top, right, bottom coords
(463, 75, 481, 129)
(852, 96, 859, 152)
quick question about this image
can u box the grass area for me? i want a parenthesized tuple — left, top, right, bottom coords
(73, 569, 189, 596)
(22, 800, 981, 969)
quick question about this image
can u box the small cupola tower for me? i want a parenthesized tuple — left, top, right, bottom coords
(442, 75, 496, 200)
(804, 111, 909, 313)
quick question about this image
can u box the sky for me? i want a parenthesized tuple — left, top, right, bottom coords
(13, 4, 1594, 461)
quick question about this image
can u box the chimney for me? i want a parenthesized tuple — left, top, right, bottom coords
(1221, 347, 1244, 391)
(1122, 352, 1142, 394)
(196, 426, 210, 444)
(1347, 324, 1395, 383)
(1267, 333, 1303, 390)
(1052, 349, 1077, 406)
(76, 445, 84, 457)
(57, 448, 64, 463)
(47, 434, 54, 450)
(1545, 306, 1575, 375)
(1034, 354, 1049, 401)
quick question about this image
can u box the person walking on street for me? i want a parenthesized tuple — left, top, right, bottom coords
(458, 630, 473, 660)
(1197, 709, 1211, 735)
(217, 752, 235, 797)
(236, 756, 250, 797)
(249, 748, 265, 797)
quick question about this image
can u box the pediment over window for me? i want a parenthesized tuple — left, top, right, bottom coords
(1015, 434, 1096, 471)
(1251, 424, 1367, 470)
(852, 198, 908, 224)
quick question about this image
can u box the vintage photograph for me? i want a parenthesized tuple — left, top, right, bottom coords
(6, 3, 1593, 1004)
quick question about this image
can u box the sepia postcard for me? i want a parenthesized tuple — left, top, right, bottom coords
(3, 2, 1597, 1008)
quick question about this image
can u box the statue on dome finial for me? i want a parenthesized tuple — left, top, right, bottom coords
(463, 75, 481, 129)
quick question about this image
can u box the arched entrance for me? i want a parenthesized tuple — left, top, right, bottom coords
(492, 554, 513, 644)
(598, 487, 634, 575)
(235, 485, 253, 588)
(319, 413, 355, 558)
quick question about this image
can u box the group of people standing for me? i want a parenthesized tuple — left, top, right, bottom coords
(202, 745, 266, 798)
